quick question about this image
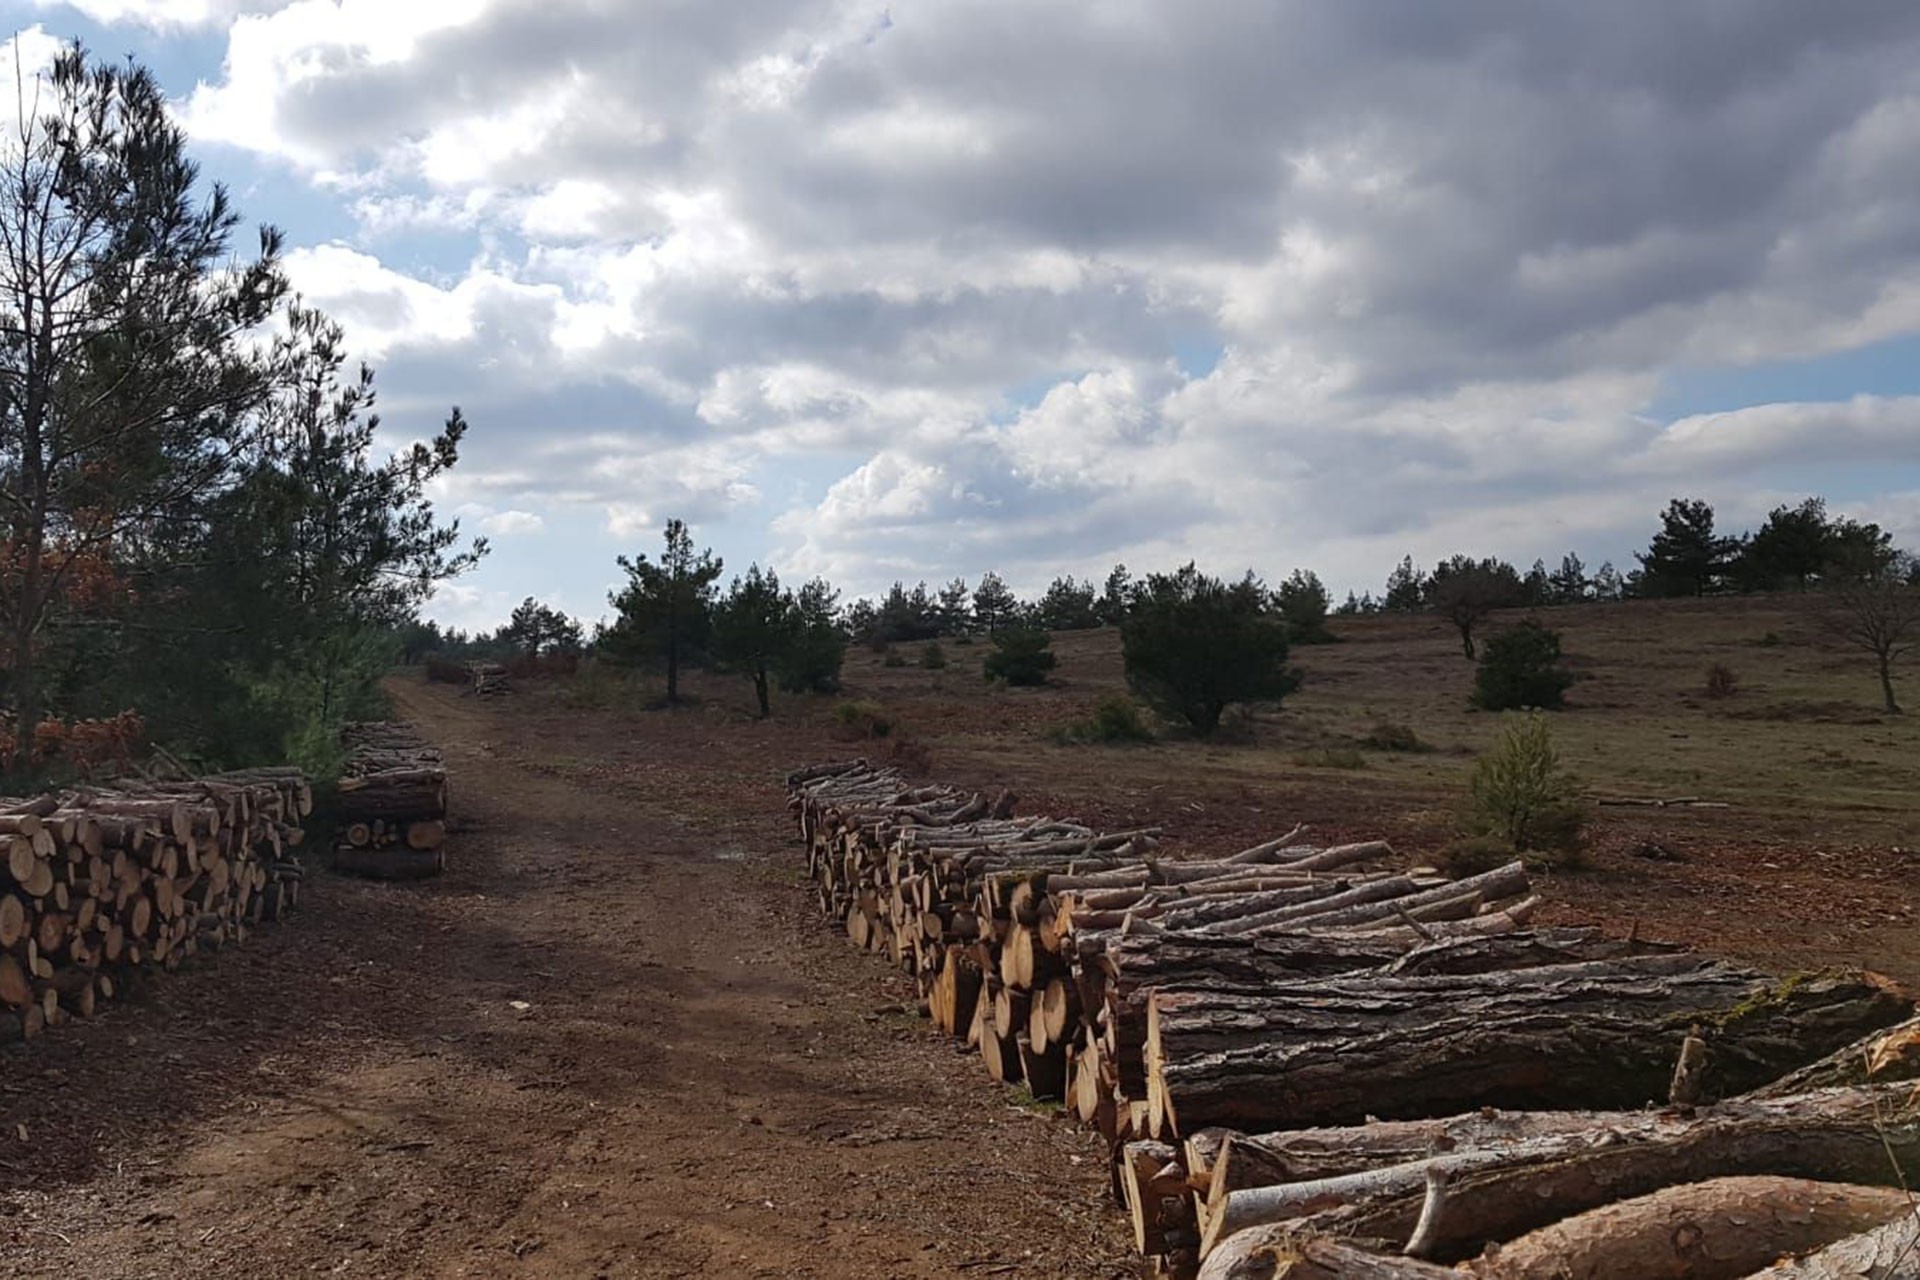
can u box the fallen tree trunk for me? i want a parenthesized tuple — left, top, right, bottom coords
(1749, 1214, 1920, 1278)
(1478, 1176, 1914, 1279)
(1294, 1085, 1920, 1262)
(1198, 1231, 1449, 1280)
(1147, 959, 1909, 1136)
(1751, 1014, 1920, 1098)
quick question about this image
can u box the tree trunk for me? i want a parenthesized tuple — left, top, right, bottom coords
(1880, 652, 1900, 715)
(753, 666, 770, 718)
(1198, 1232, 1449, 1280)
(1459, 622, 1475, 660)
(1296, 1084, 1920, 1261)
(1753, 1214, 1920, 1277)
(1145, 958, 1908, 1137)
(666, 613, 681, 704)
(1480, 1175, 1914, 1280)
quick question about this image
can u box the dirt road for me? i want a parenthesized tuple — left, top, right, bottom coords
(2, 681, 1132, 1277)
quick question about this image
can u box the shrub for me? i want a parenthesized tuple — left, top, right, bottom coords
(1122, 564, 1300, 736)
(833, 699, 892, 738)
(1054, 694, 1155, 744)
(1436, 834, 1518, 877)
(983, 628, 1056, 686)
(1471, 619, 1574, 711)
(1291, 747, 1367, 770)
(920, 642, 947, 670)
(881, 646, 907, 668)
(1755, 631, 1783, 647)
(1462, 713, 1588, 866)
(1704, 662, 1738, 699)
(1362, 720, 1432, 752)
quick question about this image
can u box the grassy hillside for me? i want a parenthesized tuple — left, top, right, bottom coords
(838, 595, 1919, 846)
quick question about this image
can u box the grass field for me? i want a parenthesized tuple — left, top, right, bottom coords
(551, 592, 1920, 981)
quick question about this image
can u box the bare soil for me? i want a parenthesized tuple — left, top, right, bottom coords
(1, 678, 1134, 1278)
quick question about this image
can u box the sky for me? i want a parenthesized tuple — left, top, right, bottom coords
(6, 2, 1920, 631)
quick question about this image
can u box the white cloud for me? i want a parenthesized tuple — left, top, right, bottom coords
(478, 509, 544, 536)
(138, 2, 1920, 618)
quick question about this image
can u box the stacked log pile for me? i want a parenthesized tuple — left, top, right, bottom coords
(0, 769, 311, 1042)
(788, 760, 1920, 1278)
(333, 722, 448, 879)
(468, 662, 509, 698)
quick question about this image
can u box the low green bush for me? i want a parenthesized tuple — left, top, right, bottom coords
(1461, 712, 1588, 868)
(1052, 694, 1155, 745)
(984, 628, 1056, 686)
(920, 642, 948, 670)
(1472, 620, 1574, 711)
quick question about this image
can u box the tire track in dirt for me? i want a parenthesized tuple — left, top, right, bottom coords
(3, 680, 1132, 1278)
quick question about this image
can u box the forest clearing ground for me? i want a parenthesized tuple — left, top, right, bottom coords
(1, 678, 1132, 1279)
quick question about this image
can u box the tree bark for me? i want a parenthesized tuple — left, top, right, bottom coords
(1752, 1214, 1920, 1278)
(1146, 959, 1908, 1137)
(1296, 1085, 1920, 1262)
(1481, 1176, 1913, 1280)
(1198, 1231, 1449, 1280)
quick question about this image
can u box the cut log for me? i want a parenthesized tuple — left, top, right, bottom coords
(1752, 1013, 1920, 1098)
(1751, 1214, 1920, 1277)
(1198, 1231, 1450, 1280)
(1297, 1085, 1920, 1262)
(1146, 959, 1909, 1137)
(1478, 1176, 1914, 1280)
(404, 820, 447, 851)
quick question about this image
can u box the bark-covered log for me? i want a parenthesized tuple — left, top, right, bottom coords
(1147, 958, 1909, 1136)
(1479, 1176, 1913, 1280)
(1297, 1085, 1920, 1262)
(1749, 1214, 1920, 1278)
(1197, 1230, 1450, 1280)
(1751, 1014, 1920, 1098)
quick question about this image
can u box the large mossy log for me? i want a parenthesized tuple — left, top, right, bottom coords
(1147, 958, 1910, 1136)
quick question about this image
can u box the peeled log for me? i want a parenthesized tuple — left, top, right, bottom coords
(1146, 958, 1909, 1136)
(1751, 1215, 1920, 1278)
(1198, 1231, 1450, 1280)
(1478, 1176, 1914, 1280)
(1299, 1085, 1920, 1262)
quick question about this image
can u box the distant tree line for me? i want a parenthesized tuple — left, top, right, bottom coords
(418, 495, 1918, 724)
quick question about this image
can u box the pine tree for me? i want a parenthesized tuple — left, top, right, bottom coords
(603, 520, 722, 704)
(711, 565, 795, 717)
(0, 45, 290, 757)
(1637, 498, 1736, 597)
(972, 571, 1018, 634)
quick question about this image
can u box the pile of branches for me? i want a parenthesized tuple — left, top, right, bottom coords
(1, 769, 311, 1042)
(788, 759, 1919, 1277)
(333, 722, 447, 879)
